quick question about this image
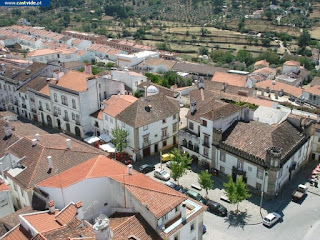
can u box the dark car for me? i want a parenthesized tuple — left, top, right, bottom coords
(138, 164, 155, 173)
(206, 200, 227, 217)
(186, 189, 207, 204)
(202, 225, 207, 234)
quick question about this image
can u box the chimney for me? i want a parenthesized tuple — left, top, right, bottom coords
(93, 215, 113, 240)
(32, 139, 37, 146)
(181, 202, 186, 222)
(1, 63, 5, 74)
(144, 86, 147, 97)
(85, 63, 92, 75)
(128, 164, 133, 175)
(47, 156, 53, 169)
(66, 139, 71, 149)
(0, 162, 4, 180)
(75, 201, 84, 221)
(190, 100, 197, 115)
(48, 200, 55, 214)
(198, 77, 204, 90)
(35, 133, 40, 141)
(3, 121, 12, 138)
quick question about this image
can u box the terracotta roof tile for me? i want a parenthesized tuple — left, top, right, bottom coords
(23, 210, 61, 233)
(103, 95, 138, 117)
(55, 204, 77, 225)
(13, 62, 47, 83)
(27, 49, 59, 57)
(254, 60, 269, 67)
(18, 76, 49, 93)
(256, 80, 303, 98)
(2, 225, 30, 240)
(284, 60, 300, 66)
(54, 70, 93, 92)
(211, 72, 247, 87)
(304, 85, 320, 96)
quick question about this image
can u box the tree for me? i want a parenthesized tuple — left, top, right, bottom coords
(223, 175, 251, 213)
(298, 29, 310, 48)
(199, 46, 209, 56)
(261, 38, 271, 47)
(111, 127, 129, 153)
(265, 10, 273, 21)
(170, 148, 192, 184)
(236, 49, 254, 66)
(198, 170, 213, 197)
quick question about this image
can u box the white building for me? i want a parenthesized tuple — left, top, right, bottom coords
(116, 51, 159, 68)
(111, 69, 147, 93)
(0, 180, 15, 218)
(179, 88, 313, 198)
(283, 60, 300, 74)
(36, 155, 206, 240)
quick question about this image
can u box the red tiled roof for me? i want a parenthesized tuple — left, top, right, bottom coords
(55, 204, 77, 225)
(0, 181, 10, 191)
(304, 85, 320, 96)
(55, 70, 93, 92)
(23, 210, 61, 233)
(284, 60, 300, 66)
(211, 72, 247, 87)
(103, 95, 138, 117)
(2, 225, 30, 240)
(38, 155, 186, 218)
(256, 80, 303, 98)
(254, 60, 269, 67)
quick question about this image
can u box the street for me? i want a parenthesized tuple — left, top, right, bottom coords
(134, 152, 320, 240)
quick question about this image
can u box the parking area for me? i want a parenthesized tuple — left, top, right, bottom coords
(133, 153, 320, 239)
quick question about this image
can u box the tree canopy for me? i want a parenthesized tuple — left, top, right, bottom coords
(111, 127, 129, 153)
(198, 170, 214, 197)
(170, 148, 192, 184)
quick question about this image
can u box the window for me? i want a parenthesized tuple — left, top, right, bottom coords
(204, 134, 209, 147)
(46, 103, 50, 111)
(64, 110, 68, 119)
(61, 95, 68, 106)
(76, 114, 80, 122)
(256, 183, 262, 191)
(248, 166, 252, 172)
(203, 147, 209, 156)
(202, 119, 207, 127)
(220, 166, 225, 173)
(72, 99, 76, 109)
(318, 137, 320, 143)
(173, 123, 177, 133)
(72, 113, 75, 120)
(143, 135, 149, 145)
(298, 148, 302, 158)
(220, 151, 226, 162)
(189, 121, 194, 130)
(174, 234, 179, 240)
(190, 222, 195, 232)
(143, 125, 148, 131)
(257, 169, 263, 180)
(175, 205, 180, 212)
(162, 128, 167, 138)
(278, 168, 283, 178)
(237, 160, 244, 170)
(54, 93, 57, 102)
(95, 121, 99, 128)
(163, 140, 167, 147)
(0, 198, 8, 207)
(173, 114, 177, 120)
(39, 101, 42, 109)
(13, 183, 17, 191)
(58, 108, 61, 115)
(135, 81, 138, 86)
(8, 86, 10, 91)
(110, 117, 113, 123)
(161, 214, 168, 222)
(162, 118, 166, 124)
(104, 115, 108, 121)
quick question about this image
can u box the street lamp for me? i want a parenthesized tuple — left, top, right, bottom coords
(259, 171, 268, 218)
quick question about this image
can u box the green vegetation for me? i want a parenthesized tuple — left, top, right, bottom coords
(170, 148, 192, 184)
(223, 175, 252, 213)
(198, 170, 214, 197)
(145, 71, 192, 88)
(111, 127, 129, 153)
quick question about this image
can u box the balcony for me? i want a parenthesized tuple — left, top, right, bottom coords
(179, 128, 200, 153)
(31, 109, 37, 114)
(22, 104, 26, 109)
(232, 166, 246, 177)
(161, 134, 168, 140)
(39, 106, 43, 111)
(63, 116, 69, 122)
(54, 112, 58, 117)
(75, 120, 81, 126)
(14, 101, 18, 106)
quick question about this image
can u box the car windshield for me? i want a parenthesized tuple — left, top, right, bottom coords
(264, 218, 271, 222)
(160, 170, 168, 175)
(218, 205, 225, 211)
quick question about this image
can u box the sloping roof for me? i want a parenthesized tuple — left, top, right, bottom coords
(204, 81, 255, 96)
(109, 212, 162, 240)
(253, 67, 276, 76)
(27, 49, 59, 57)
(284, 60, 300, 66)
(5, 133, 103, 190)
(103, 95, 138, 118)
(255, 80, 303, 98)
(254, 60, 269, 67)
(0, 181, 9, 191)
(54, 70, 93, 92)
(172, 62, 226, 76)
(137, 82, 178, 99)
(140, 58, 176, 70)
(310, 76, 320, 87)
(222, 120, 306, 162)
(201, 103, 243, 121)
(0, 60, 24, 79)
(63, 61, 85, 69)
(304, 85, 320, 96)
(211, 72, 247, 87)
(18, 76, 49, 93)
(13, 62, 47, 82)
(117, 92, 179, 128)
(37, 155, 187, 219)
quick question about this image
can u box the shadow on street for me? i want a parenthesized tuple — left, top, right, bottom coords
(224, 210, 252, 229)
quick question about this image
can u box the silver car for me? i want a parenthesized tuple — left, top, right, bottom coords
(154, 169, 170, 181)
(263, 212, 281, 227)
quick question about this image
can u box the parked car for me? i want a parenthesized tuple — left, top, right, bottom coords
(292, 184, 308, 202)
(263, 212, 281, 227)
(206, 200, 227, 217)
(166, 161, 172, 168)
(154, 169, 170, 181)
(138, 164, 155, 173)
(161, 153, 174, 162)
(202, 224, 207, 234)
(288, 96, 295, 102)
(186, 189, 207, 204)
(164, 181, 177, 189)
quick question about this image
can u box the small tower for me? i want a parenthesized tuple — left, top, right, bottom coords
(190, 100, 197, 115)
(93, 214, 113, 240)
(266, 147, 282, 169)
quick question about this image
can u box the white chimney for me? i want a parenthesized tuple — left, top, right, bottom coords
(93, 215, 113, 240)
(48, 200, 55, 214)
(3, 121, 12, 137)
(66, 139, 71, 149)
(0, 162, 4, 180)
(32, 139, 37, 146)
(181, 202, 186, 222)
(35, 133, 40, 141)
(128, 164, 133, 175)
(47, 156, 53, 169)
(75, 201, 84, 221)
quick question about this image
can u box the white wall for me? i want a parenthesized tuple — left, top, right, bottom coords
(0, 190, 15, 218)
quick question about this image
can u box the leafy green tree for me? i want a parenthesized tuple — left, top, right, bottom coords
(111, 127, 129, 153)
(223, 175, 251, 213)
(298, 29, 311, 48)
(198, 170, 214, 197)
(134, 90, 143, 98)
(265, 10, 273, 21)
(170, 148, 192, 184)
(238, 17, 245, 31)
(236, 49, 254, 66)
(199, 46, 209, 56)
(259, 50, 280, 65)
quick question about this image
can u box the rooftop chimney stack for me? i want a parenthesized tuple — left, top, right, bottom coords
(93, 215, 113, 240)
(32, 139, 37, 146)
(144, 86, 147, 97)
(4, 121, 12, 138)
(48, 200, 55, 214)
(35, 134, 40, 141)
(85, 63, 92, 75)
(128, 164, 133, 175)
(190, 100, 197, 115)
(47, 156, 53, 170)
(66, 139, 71, 149)
(181, 202, 186, 222)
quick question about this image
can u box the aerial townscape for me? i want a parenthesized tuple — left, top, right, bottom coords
(0, 0, 320, 240)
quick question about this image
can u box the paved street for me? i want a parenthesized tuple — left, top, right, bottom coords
(134, 152, 320, 240)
